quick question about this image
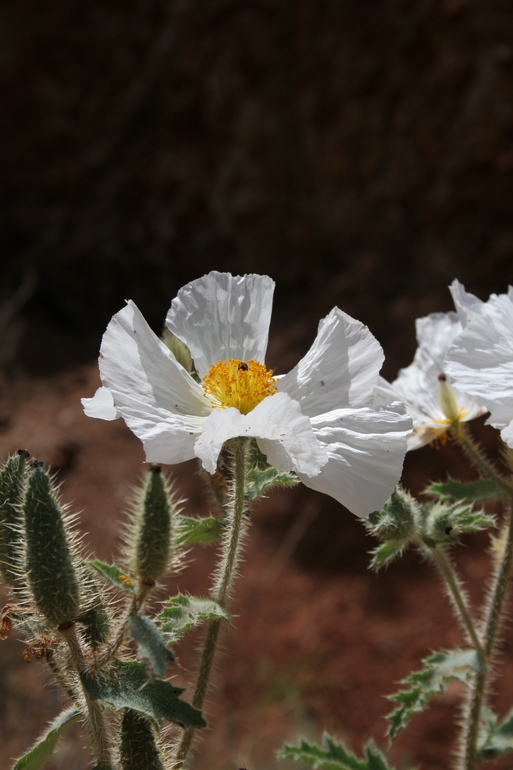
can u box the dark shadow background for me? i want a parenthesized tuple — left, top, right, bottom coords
(2, 0, 513, 376)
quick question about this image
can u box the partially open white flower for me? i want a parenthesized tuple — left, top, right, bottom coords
(375, 281, 486, 450)
(445, 286, 513, 447)
(83, 271, 412, 517)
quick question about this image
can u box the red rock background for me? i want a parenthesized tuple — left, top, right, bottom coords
(2, 1, 513, 768)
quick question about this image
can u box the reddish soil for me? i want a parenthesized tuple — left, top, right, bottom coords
(0, 357, 512, 770)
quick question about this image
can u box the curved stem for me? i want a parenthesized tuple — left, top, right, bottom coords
(60, 623, 113, 767)
(429, 546, 483, 654)
(454, 423, 513, 493)
(461, 497, 513, 770)
(173, 439, 248, 768)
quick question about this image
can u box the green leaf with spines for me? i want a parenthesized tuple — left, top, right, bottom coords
(81, 660, 206, 730)
(158, 594, 230, 643)
(367, 488, 419, 544)
(279, 733, 405, 769)
(477, 706, 513, 761)
(244, 466, 299, 502)
(89, 559, 137, 594)
(175, 516, 224, 546)
(387, 648, 484, 740)
(13, 706, 80, 769)
(129, 615, 175, 677)
(369, 541, 407, 571)
(427, 477, 508, 503)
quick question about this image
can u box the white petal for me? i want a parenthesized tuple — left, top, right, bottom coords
(297, 404, 412, 518)
(446, 292, 513, 424)
(165, 271, 275, 378)
(122, 408, 206, 465)
(278, 307, 384, 415)
(194, 392, 328, 476)
(449, 279, 483, 326)
(81, 387, 118, 420)
(99, 300, 211, 419)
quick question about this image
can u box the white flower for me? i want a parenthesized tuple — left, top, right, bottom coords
(445, 286, 513, 447)
(83, 271, 412, 517)
(375, 280, 486, 450)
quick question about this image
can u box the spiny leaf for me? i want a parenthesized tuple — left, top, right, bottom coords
(13, 706, 80, 769)
(129, 615, 175, 678)
(426, 478, 507, 503)
(420, 500, 495, 547)
(81, 660, 205, 730)
(245, 466, 298, 502)
(89, 559, 137, 594)
(158, 594, 230, 643)
(279, 733, 404, 769)
(477, 707, 513, 761)
(175, 516, 224, 546)
(387, 648, 484, 740)
(369, 541, 407, 571)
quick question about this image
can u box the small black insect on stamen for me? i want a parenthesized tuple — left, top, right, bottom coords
(438, 373, 447, 382)
(238, 362, 249, 371)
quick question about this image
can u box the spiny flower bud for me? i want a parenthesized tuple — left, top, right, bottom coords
(119, 709, 165, 770)
(125, 466, 178, 586)
(366, 487, 419, 544)
(0, 450, 29, 586)
(23, 462, 81, 627)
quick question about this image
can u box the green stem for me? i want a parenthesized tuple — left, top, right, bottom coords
(173, 439, 248, 768)
(461, 497, 513, 770)
(60, 623, 113, 767)
(454, 423, 513, 493)
(429, 546, 483, 654)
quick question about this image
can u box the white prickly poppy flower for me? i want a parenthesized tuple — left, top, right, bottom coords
(375, 281, 486, 451)
(83, 271, 412, 517)
(445, 286, 513, 448)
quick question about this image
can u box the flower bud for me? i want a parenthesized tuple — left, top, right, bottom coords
(0, 450, 29, 586)
(23, 462, 81, 627)
(119, 709, 165, 770)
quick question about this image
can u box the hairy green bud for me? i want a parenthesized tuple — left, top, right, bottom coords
(130, 466, 176, 585)
(119, 709, 165, 770)
(24, 462, 81, 627)
(367, 487, 419, 544)
(0, 450, 29, 586)
(77, 569, 110, 649)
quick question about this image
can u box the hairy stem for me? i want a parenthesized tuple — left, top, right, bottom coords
(460, 497, 513, 770)
(455, 423, 513, 493)
(173, 439, 248, 768)
(429, 546, 483, 654)
(60, 623, 113, 767)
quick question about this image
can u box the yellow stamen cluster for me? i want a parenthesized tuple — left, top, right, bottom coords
(202, 359, 278, 414)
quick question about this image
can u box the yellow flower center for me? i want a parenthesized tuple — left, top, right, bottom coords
(202, 359, 278, 414)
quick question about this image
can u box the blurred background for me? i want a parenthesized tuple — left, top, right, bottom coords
(1, 1, 513, 768)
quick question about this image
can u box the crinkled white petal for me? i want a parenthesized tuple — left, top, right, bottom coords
(278, 307, 384, 415)
(82, 386, 118, 421)
(98, 300, 211, 419)
(449, 279, 483, 326)
(446, 292, 513, 441)
(296, 403, 412, 518)
(194, 392, 328, 476)
(165, 271, 275, 378)
(122, 408, 206, 465)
